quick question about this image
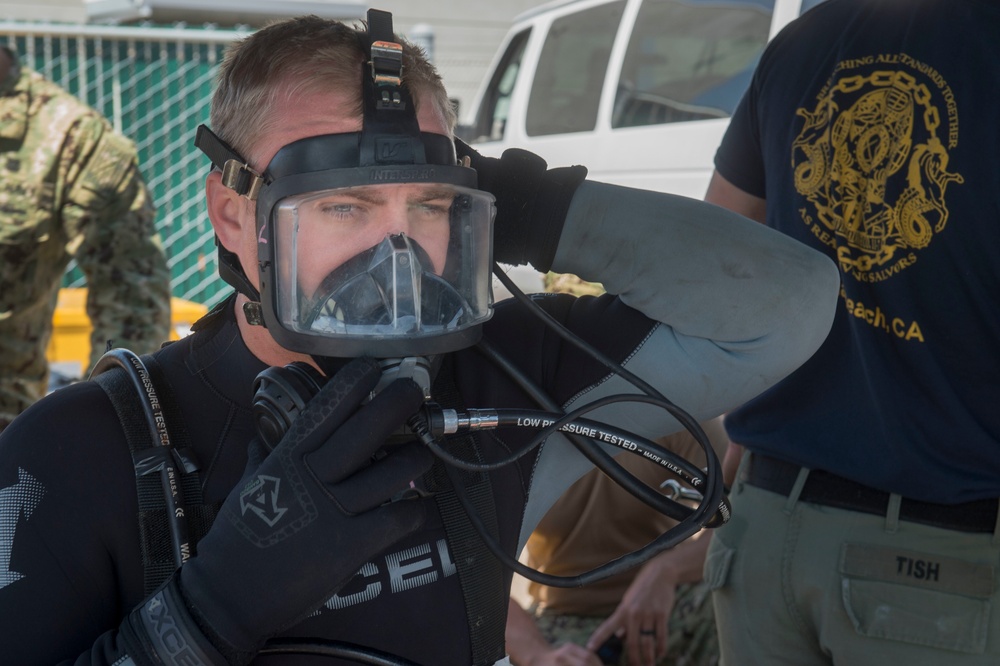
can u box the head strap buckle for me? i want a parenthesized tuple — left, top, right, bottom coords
(195, 124, 267, 200)
(367, 9, 406, 111)
(221, 159, 264, 201)
(370, 39, 404, 90)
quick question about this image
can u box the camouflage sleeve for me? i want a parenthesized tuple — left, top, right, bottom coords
(63, 121, 172, 373)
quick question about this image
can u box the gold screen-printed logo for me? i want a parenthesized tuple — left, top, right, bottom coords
(791, 54, 963, 285)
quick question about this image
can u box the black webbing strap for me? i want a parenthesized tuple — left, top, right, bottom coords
(193, 124, 264, 200)
(141, 355, 221, 565)
(94, 354, 219, 596)
(428, 356, 507, 666)
(360, 9, 426, 168)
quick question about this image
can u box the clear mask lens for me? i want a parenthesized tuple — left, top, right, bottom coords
(270, 183, 495, 355)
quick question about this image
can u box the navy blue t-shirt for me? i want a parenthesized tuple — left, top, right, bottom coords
(716, 0, 1000, 502)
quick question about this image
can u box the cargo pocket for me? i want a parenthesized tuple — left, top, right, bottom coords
(839, 542, 994, 654)
(703, 530, 736, 591)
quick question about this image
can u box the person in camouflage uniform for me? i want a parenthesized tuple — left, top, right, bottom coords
(505, 420, 728, 666)
(0, 46, 171, 431)
(527, 583, 719, 666)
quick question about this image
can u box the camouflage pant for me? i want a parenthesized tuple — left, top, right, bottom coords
(531, 581, 719, 666)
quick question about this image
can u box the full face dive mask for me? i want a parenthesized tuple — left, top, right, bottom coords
(194, 9, 496, 358)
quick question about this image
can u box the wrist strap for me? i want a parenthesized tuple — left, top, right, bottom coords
(121, 577, 232, 666)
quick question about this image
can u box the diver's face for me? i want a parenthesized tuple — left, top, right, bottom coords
(290, 182, 455, 299)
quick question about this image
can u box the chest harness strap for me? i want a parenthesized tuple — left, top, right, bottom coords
(93, 349, 219, 596)
(428, 355, 508, 666)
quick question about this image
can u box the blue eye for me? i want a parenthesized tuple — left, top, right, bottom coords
(318, 203, 358, 218)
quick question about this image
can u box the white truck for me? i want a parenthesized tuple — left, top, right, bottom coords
(460, 0, 827, 200)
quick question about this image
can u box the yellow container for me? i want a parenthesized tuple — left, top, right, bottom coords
(47, 287, 209, 378)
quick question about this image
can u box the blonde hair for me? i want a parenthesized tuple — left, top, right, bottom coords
(210, 15, 456, 166)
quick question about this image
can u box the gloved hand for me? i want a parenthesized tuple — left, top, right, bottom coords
(119, 357, 434, 665)
(456, 138, 587, 271)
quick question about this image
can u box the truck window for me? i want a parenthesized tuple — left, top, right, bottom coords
(612, 0, 775, 129)
(525, 1, 627, 137)
(472, 29, 531, 142)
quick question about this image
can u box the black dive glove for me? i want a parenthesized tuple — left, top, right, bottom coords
(456, 138, 587, 271)
(119, 357, 434, 665)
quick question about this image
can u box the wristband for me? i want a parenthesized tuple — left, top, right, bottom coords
(120, 577, 232, 666)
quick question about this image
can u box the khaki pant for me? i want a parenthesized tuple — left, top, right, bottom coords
(707, 462, 1000, 665)
(531, 580, 720, 666)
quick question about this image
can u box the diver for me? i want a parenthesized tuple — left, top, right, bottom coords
(0, 11, 839, 666)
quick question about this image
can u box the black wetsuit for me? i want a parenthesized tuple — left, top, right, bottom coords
(0, 291, 653, 665)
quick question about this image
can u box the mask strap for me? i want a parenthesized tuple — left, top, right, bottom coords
(194, 124, 266, 200)
(359, 9, 426, 167)
(193, 124, 264, 309)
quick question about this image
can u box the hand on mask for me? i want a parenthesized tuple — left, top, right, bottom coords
(456, 138, 587, 271)
(120, 356, 434, 664)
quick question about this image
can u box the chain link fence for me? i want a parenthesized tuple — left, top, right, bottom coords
(2, 22, 248, 307)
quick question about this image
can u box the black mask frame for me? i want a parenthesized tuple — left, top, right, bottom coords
(193, 9, 490, 358)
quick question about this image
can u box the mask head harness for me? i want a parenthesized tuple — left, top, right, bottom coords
(195, 9, 495, 359)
